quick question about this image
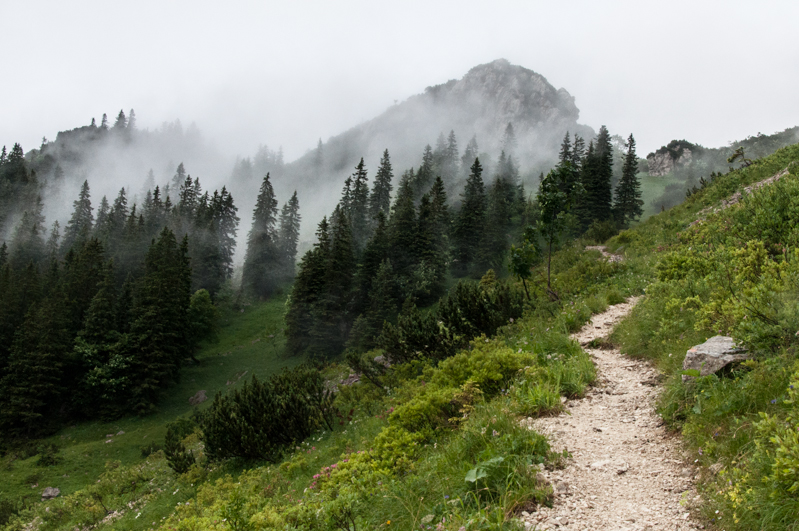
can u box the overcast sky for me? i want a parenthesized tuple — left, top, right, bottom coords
(1, 0, 797, 161)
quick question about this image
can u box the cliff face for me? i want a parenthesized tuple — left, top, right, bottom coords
(646, 140, 700, 177)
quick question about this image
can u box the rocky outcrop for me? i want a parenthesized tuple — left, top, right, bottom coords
(189, 390, 208, 406)
(647, 141, 697, 176)
(682, 336, 749, 381)
(41, 487, 60, 500)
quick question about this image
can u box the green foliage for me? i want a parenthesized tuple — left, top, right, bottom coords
(201, 365, 335, 461)
(164, 421, 195, 474)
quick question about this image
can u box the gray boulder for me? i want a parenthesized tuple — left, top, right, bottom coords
(41, 487, 60, 500)
(682, 336, 748, 382)
(189, 390, 207, 406)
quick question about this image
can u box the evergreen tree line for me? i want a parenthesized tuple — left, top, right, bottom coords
(0, 163, 246, 443)
(0, 227, 205, 443)
(0, 143, 43, 241)
(286, 143, 530, 359)
(241, 174, 301, 299)
(552, 127, 643, 233)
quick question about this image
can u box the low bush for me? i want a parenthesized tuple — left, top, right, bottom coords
(201, 364, 336, 461)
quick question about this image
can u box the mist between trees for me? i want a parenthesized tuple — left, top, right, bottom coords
(0, 104, 645, 448)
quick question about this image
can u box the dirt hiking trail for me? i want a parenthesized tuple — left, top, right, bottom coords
(521, 297, 701, 531)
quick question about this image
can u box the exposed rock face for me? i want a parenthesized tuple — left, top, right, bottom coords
(41, 487, 60, 500)
(189, 390, 208, 406)
(682, 336, 749, 382)
(647, 142, 695, 176)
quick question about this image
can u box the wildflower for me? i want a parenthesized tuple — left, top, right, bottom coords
(492, 430, 499, 437)
(790, 385, 795, 390)
(698, 448, 703, 455)
(387, 520, 391, 525)
(444, 495, 449, 499)
(771, 399, 777, 404)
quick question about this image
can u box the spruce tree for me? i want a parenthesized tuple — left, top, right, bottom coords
(0, 295, 70, 439)
(478, 177, 512, 272)
(171, 163, 187, 191)
(559, 132, 572, 165)
(46, 221, 61, 261)
(124, 228, 191, 414)
(242, 174, 280, 298)
(412, 145, 435, 201)
(113, 110, 127, 129)
(580, 126, 614, 226)
(387, 171, 418, 279)
(62, 180, 94, 252)
(348, 158, 370, 251)
(461, 136, 479, 177)
(452, 158, 486, 277)
(310, 206, 355, 356)
(613, 133, 644, 227)
(276, 191, 300, 281)
(354, 211, 389, 314)
(369, 149, 393, 220)
(9, 196, 46, 269)
(73, 263, 126, 419)
(62, 237, 106, 336)
(286, 217, 330, 355)
(213, 186, 239, 279)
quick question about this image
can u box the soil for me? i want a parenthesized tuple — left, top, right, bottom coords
(520, 296, 702, 531)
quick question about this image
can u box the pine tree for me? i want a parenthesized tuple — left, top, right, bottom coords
(100, 113, 109, 130)
(310, 206, 355, 356)
(113, 110, 127, 129)
(9, 196, 46, 269)
(580, 126, 614, 226)
(127, 109, 137, 130)
(354, 211, 389, 314)
(478, 177, 512, 272)
(124, 228, 191, 414)
(452, 158, 486, 276)
(63, 180, 94, 252)
(559, 132, 572, 165)
(369, 149, 393, 220)
(387, 171, 418, 278)
(613, 133, 644, 227)
(171, 163, 187, 191)
(62, 238, 106, 336)
(439, 130, 459, 183)
(0, 295, 70, 439)
(286, 218, 330, 355)
(461, 136, 479, 177)
(46, 221, 61, 260)
(348, 158, 370, 251)
(276, 191, 300, 281)
(212, 187, 239, 280)
(242, 174, 280, 298)
(412, 145, 435, 201)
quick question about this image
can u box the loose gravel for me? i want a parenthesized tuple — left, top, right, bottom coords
(520, 297, 702, 531)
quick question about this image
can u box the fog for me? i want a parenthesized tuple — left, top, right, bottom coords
(1, 0, 798, 252)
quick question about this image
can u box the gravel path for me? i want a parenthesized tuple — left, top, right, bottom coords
(521, 297, 701, 531)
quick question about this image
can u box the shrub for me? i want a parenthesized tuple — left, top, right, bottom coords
(164, 421, 196, 474)
(202, 364, 336, 461)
